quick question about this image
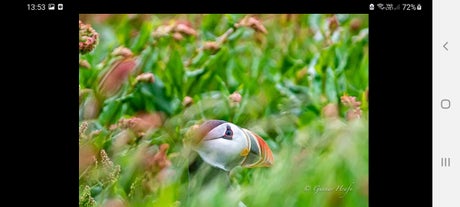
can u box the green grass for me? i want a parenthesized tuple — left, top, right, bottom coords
(79, 14, 368, 207)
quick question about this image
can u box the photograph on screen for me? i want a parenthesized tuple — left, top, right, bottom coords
(79, 14, 369, 207)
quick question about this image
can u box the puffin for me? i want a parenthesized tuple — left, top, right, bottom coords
(191, 120, 274, 172)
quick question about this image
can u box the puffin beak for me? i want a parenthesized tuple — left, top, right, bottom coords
(240, 129, 274, 168)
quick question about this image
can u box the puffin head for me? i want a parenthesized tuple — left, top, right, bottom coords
(192, 120, 274, 171)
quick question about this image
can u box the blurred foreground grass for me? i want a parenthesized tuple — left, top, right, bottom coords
(79, 14, 369, 207)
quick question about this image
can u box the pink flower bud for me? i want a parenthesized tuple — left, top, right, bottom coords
(322, 103, 339, 119)
(203, 41, 220, 53)
(328, 15, 339, 32)
(112, 46, 133, 58)
(174, 21, 197, 36)
(182, 96, 193, 107)
(173, 32, 184, 41)
(229, 91, 242, 103)
(134, 73, 155, 84)
(98, 58, 137, 97)
(236, 16, 268, 34)
(350, 18, 362, 32)
(79, 59, 90, 69)
(341, 95, 362, 120)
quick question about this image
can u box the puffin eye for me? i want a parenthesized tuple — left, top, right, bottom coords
(223, 125, 233, 139)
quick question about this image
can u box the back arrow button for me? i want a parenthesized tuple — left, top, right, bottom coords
(443, 42, 448, 51)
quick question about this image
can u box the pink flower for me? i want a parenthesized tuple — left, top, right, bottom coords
(79, 20, 99, 54)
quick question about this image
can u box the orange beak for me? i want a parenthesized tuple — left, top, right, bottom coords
(240, 129, 274, 168)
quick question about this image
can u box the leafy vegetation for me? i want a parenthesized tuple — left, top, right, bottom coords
(79, 14, 368, 207)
